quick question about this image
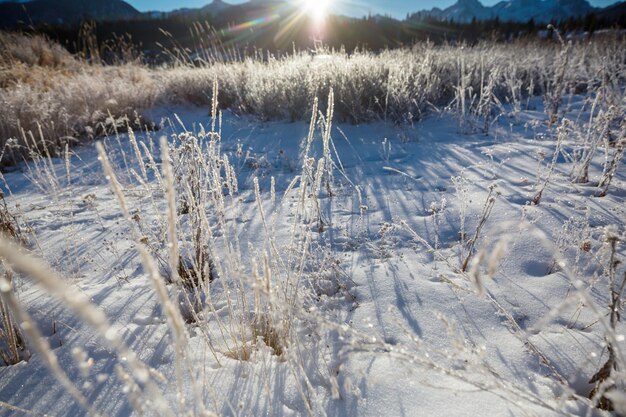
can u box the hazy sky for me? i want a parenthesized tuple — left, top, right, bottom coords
(125, 0, 622, 18)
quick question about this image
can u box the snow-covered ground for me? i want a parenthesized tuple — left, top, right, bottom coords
(0, 97, 624, 417)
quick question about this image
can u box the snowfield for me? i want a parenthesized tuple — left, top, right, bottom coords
(0, 94, 624, 417)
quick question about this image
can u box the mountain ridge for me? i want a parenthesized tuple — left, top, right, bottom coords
(411, 0, 601, 23)
(0, 0, 622, 29)
(0, 0, 140, 27)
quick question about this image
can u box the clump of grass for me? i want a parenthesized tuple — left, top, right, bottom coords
(0, 192, 28, 367)
(597, 130, 625, 197)
(226, 313, 286, 360)
(544, 26, 572, 127)
(0, 40, 158, 166)
(587, 227, 626, 411)
(572, 102, 620, 185)
(452, 53, 502, 134)
(0, 191, 22, 242)
(0, 31, 75, 69)
(531, 119, 567, 205)
(93, 84, 339, 373)
(251, 313, 285, 357)
(177, 255, 214, 291)
(0, 268, 28, 366)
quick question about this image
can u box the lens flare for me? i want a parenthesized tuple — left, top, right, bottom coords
(301, 0, 331, 25)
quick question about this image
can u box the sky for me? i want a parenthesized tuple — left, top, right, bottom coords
(123, 0, 621, 18)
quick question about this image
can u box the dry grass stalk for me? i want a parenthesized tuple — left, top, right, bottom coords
(462, 184, 498, 272)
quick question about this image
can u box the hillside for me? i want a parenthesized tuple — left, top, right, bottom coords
(412, 0, 599, 23)
(0, 0, 140, 28)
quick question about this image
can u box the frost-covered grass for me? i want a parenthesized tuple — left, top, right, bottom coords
(0, 32, 625, 417)
(1, 32, 624, 164)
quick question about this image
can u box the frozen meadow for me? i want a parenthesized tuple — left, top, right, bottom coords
(0, 33, 624, 417)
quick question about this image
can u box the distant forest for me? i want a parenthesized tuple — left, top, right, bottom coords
(12, 8, 626, 64)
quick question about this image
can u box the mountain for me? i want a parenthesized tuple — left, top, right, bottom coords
(167, 0, 234, 18)
(0, 0, 140, 27)
(200, 0, 232, 15)
(491, 0, 549, 22)
(411, 0, 598, 23)
(443, 0, 494, 22)
(595, 0, 626, 21)
(211, 0, 295, 25)
(164, 0, 297, 23)
(543, 0, 595, 20)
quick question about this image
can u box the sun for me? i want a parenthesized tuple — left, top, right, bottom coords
(300, 0, 331, 25)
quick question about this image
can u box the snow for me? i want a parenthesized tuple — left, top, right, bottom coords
(416, 0, 595, 23)
(0, 96, 623, 416)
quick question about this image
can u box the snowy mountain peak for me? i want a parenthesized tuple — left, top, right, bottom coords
(457, 0, 487, 7)
(201, 0, 232, 14)
(413, 0, 595, 23)
(444, 0, 492, 22)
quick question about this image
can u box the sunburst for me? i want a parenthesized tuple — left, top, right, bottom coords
(300, 0, 332, 25)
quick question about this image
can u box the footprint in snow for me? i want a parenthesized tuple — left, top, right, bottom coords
(521, 259, 557, 277)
